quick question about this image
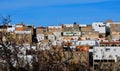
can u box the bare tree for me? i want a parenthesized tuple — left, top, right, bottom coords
(0, 15, 11, 26)
(0, 15, 32, 71)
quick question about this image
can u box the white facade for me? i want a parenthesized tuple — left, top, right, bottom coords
(53, 32, 61, 37)
(37, 34, 44, 42)
(79, 24, 87, 27)
(23, 43, 36, 50)
(92, 22, 106, 33)
(15, 25, 23, 28)
(106, 22, 111, 27)
(52, 40, 62, 46)
(63, 32, 81, 36)
(64, 24, 73, 27)
(52, 41, 57, 46)
(37, 42, 50, 50)
(15, 31, 31, 34)
(76, 40, 99, 46)
(48, 26, 62, 29)
(48, 34, 55, 41)
(62, 37, 71, 42)
(93, 47, 120, 62)
(7, 26, 15, 32)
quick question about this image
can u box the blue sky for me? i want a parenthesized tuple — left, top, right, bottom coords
(0, 0, 120, 26)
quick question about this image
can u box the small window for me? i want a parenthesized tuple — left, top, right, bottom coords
(114, 49, 116, 51)
(102, 55, 104, 58)
(43, 30, 46, 33)
(96, 55, 98, 57)
(105, 48, 110, 51)
(109, 55, 112, 58)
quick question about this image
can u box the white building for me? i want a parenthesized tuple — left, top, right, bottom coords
(48, 34, 55, 41)
(79, 24, 87, 27)
(15, 31, 31, 34)
(63, 24, 74, 27)
(92, 22, 106, 33)
(76, 40, 99, 46)
(63, 32, 81, 36)
(37, 34, 45, 42)
(48, 26, 62, 29)
(7, 25, 15, 32)
(93, 47, 120, 62)
(53, 32, 61, 37)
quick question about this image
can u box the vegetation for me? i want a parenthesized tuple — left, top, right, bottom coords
(0, 15, 91, 71)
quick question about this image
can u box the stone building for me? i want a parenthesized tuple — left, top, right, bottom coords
(62, 23, 81, 42)
(48, 26, 62, 39)
(48, 26, 62, 32)
(0, 25, 7, 32)
(110, 23, 120, 41)
(36, 27, 47, 42)
(81, 25, 99, 40)
(14, 23, 33, 44)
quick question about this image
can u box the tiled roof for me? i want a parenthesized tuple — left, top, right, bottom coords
(100, 42, 120, 44)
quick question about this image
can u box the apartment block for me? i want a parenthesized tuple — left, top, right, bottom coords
(93, 47, 120, 71)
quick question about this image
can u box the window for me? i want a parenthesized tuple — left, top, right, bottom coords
(96, 55, 98, 57)
(43, 30, 46, 33)
(102, 55, 104, 58)
(105, 48, 110, 52)
(114, 49, 116, 51)
(99, 34, 103, 38)
(109, 55, 112, 58)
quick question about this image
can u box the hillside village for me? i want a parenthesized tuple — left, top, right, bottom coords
(0, 20, 120, 71)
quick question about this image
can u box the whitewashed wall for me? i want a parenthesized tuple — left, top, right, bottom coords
(93, 47, 120, 62)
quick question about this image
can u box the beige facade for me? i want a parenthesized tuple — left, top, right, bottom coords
(81, 25, 99, 40)
(81, 25, 93, 32)
(48, 26, 62, 32)
(110, 24, 120, 41)
(15, 34, 32, 44)
(62, 24, 81, 41)
(63, 24, 80, 32)
(82, 31, 99, 40)
(36, 27, 47, 34)
(0, 25, 7, 32)
(15, 24, 33, 44)
(24, 25, 34, 35)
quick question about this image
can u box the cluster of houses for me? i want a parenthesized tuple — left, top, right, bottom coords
(0, 20, 120, 70)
